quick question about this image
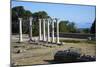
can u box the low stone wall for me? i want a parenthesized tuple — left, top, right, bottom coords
(50, 33, 95, 39)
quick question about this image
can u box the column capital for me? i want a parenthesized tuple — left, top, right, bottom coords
(54, 18, 60, 22)
(42, 18, 46, 21)
(38, 18, 42, 20)
(18, 18, 22, 20)
(29, 17, 33, 21)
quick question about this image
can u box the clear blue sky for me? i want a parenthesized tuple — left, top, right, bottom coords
(12, 1, 96, 28)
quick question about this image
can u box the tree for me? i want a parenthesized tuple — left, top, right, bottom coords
(32, 11, 49, 36)
(12, 6, 25, 19)
(90, 19, 96, 34)
(12, 6, 32, 21)
(59, 21, 69, 32)
(67, 22, 77, 33)
(23, 10, 32, 19)
(12, 6, 33, 34)
(82, 28, 90, 33)
(59, 20, 77, 33)
(12, 6, 50, 36)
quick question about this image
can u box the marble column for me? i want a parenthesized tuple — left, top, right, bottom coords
(56, 18, 60, 43)
(47, 18, 50, 42)
(39, 19, 42, 41)
(43, 19, 46, 41)
(52, 19, 55, 43)
(29, 17, 33, 41)
(18, 18, 23, 42)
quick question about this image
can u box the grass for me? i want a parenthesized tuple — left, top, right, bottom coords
(60, 39, 96, 44)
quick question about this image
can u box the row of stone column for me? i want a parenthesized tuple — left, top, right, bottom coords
(18, 17, 60, 44)
(39, 18, 60, 44)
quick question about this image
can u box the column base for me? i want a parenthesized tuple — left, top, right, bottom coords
(39, 40, 43, 42)
(57, 42, 63, 46)
(17, 40, 23, 43)
(18, 39, 23, 43)
(28, 39, 34, 43)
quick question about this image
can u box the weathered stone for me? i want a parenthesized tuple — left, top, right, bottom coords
(54, 47, 82, 62)
(80, 55, 96, 62)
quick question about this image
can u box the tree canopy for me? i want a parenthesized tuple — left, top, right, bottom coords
(59, 21, 77, 33)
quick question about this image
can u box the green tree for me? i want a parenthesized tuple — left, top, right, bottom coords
(67, 22, 77, 33)
(82, 28, 90, 33)
(12, 6, 25, 18)
(59, 21, 69, 32)
(59, 21, 77, 33)
(90, 19, 96, 34)
(12, 6, 33, 33)
(12, 6, 50, 35)
(23, 10, 32, 19)
(32, 11, 49, 36)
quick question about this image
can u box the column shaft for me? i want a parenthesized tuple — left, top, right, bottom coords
(56, 19, 59, 43)
(29, 17, 33, 41)
(52, 19, 55, 43)
(47, 19, 50, 42)
(39, 19, 42, 41)
(43, 19, 46, 41)
(18, 18, 23, 42)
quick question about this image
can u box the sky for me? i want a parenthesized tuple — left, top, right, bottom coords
(12, 1, 96, 28)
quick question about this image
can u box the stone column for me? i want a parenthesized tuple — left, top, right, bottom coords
(56, 18, 60, 43)
(43, 19, 46, 41)
(39, 19, 42, 41)
(29, 17, 33, 41)
(47, 18, 50, 42)
(18, 18, 23, 42)
(52, 19, 55, 43)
